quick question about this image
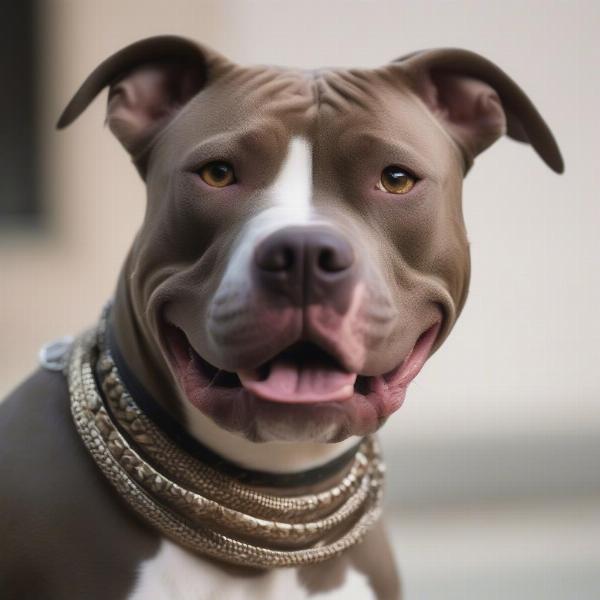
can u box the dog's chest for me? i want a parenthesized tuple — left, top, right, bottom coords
(129, 540, 374, 599)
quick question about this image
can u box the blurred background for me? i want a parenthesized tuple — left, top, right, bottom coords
(1, 1, 598, 598)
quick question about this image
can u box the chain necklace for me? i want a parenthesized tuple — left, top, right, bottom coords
(67, 320, 385, 568)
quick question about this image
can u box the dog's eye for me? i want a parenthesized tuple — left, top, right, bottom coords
(198, 161, 236, 187)
(377, 166, 417, 195)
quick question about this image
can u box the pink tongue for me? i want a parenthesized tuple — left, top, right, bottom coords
(238, 355, 357, 404)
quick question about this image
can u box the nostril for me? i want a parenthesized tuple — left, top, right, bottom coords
(254, 227, 354, 281)
(318, 247, 342, 272)
(317, 243, 354, 273)
(256, 244, 296, 272)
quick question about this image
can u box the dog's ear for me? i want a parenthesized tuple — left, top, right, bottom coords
(57, 36, 225, 173)
(392, 49, 564, 173)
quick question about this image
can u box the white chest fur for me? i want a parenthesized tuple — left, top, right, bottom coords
(129, 540, 374, 600)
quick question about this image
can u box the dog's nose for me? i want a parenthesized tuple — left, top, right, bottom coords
(254, 226, 356, 308)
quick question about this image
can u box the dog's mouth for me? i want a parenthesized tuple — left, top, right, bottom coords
(237, 343, 357, 403)
(161, 320, 440, 407)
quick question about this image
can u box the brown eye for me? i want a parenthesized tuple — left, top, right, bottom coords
(198, 161, 236, 187)
(377, 165, 417, 194)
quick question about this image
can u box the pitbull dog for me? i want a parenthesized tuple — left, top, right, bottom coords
(0, 37, 562, 599)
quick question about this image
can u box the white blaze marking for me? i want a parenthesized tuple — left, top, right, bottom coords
(269, 136, 313, 221)
(212, 136, 315, 295)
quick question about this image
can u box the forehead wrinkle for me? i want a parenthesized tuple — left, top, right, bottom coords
(177, 123, 285, 169)
(313, 68, 390, 114)
(237, 68, 315, 122)
(185, 65, 316, 136)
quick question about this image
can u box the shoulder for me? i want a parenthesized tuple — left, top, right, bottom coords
(0, 367, 160, 599)
(0, 367, 82, 503)
(0, 368, 72, 496)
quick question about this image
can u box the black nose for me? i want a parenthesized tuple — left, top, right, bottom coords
(254, 225, 356, 308)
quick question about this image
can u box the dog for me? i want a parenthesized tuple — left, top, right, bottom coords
(0, 36, 563, 599)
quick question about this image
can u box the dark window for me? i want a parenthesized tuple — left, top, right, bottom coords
(0, 0, 40, 225)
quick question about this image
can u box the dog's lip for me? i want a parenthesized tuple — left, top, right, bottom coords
(384, 321, 441, 386)
(160, 318, 441, 406)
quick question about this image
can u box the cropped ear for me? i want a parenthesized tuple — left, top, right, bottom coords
(57, 36, 226, 174)
(392, 49, 564, 173)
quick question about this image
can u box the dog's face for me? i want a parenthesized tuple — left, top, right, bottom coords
(60, 37, 562, 443)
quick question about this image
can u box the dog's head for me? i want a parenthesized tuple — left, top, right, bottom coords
(59, 36, 562, 444)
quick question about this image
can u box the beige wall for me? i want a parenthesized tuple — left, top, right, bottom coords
(1, 0, 598, 455)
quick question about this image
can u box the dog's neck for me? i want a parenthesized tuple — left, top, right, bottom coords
(177, 404, 359, 473)
(109, 281, 359, 475)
